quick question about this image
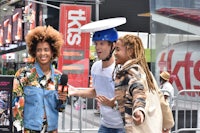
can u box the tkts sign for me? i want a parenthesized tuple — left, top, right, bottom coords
(58, 4, 91, 87)
(156, 40, 200, 96)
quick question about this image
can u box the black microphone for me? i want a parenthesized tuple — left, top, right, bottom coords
(60, 74, 68, 92)
(56, 74, 68, 112)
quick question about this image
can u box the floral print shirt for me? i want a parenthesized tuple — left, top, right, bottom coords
(12, 62, 62, 131)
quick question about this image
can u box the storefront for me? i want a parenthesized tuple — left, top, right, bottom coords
(0, 0, 47, 75)
(150, 0, 200, 91)
(0, 46, 27, 75)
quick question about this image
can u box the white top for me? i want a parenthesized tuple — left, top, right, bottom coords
(91, 60, 124, 128)
(161, 81, 175, 107)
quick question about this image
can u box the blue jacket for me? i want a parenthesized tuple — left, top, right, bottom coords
(12, 62, 66, 131)
(23, 86, 59, 131)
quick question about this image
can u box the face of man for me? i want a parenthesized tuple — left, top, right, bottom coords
(94, 40, 112, 60)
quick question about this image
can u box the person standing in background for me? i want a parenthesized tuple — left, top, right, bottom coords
(12, 26, 67, 133)
(160, 71, 175, 108)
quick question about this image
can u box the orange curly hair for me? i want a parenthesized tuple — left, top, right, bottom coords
(25, 26, 64, 60)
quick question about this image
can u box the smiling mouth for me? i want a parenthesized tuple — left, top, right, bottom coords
(40, 58, 47, 60)
(97, 52, 102, 56)
(39, 57, 48, 61)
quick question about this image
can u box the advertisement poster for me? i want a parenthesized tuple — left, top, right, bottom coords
(39, 5, 43, 26)
(0, 75, 14, 132)
(0, 24, 3, 46)
(23, 2, 36, 37)
(58, 4, 91, 87)
(156, 40, 200, 97)
(3, 16, 12, 45)
(12, 8, 23, 43)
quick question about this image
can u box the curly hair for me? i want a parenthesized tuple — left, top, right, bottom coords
(25, 26, 64, 59)
(118, 34, 155, 90)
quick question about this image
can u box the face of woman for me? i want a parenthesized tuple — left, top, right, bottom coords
(114, 40, 129, 65)
(36, 42, 53, 66)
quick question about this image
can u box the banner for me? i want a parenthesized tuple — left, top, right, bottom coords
(23, 2, 36, 37)
(156, 40, 200, 96)
(0, 75, 14, 132)
(58, 4, 91, 87)
(12, 8, 22, 43)
(0, 24, 3, 46)
(3, 16, 12, 45)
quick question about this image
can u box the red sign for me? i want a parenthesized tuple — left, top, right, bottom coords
(156, 40, 200, 96)
(58, 4, 91, 87)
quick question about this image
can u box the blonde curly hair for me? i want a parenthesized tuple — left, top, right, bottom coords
(25, 26, 64, 60)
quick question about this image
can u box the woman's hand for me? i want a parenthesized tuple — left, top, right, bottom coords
(96, 95, 115, 107)
(162, 128, 170, 133)
(132, 110, 144, 125)
(58, 92, 68, 101)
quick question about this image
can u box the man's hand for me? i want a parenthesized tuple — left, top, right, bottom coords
(68, 85, 81, 97)
(133, 110, 144, 125)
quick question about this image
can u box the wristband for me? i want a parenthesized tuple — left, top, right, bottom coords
(112, 100, 118, 110)
(163, 128, 169, 131)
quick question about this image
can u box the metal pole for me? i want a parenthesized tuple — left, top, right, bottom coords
(26, 0, 31, 63)
(79, 97, 82, 133)
(62, 110, 65, 130)
(95, 0, 99, 21)
(70, 97, 75, 131)
(26, 0, 60, 10)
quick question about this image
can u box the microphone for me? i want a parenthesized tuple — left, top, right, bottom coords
(56, 74, 68, 112)
(59, 74, 68, 92)
(57, 74, 68, 93)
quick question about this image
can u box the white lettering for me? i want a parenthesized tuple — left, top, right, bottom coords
(67, 9, 86, 46)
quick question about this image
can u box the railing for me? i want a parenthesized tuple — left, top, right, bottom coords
(58, 90, 200, 133)
(58, 96, 100, 133)
(171, 90, 200, 133)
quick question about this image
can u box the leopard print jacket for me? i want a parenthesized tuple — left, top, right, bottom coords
(114, 60, 147, 132)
